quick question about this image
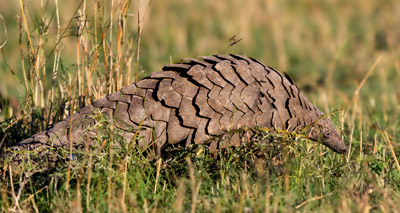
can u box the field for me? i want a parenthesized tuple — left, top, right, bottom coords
(1, 0, 400, 211)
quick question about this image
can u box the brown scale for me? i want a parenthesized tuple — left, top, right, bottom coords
(6, 54, 347, 171)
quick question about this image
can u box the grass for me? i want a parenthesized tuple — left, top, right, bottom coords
(1, 0, 400, 211)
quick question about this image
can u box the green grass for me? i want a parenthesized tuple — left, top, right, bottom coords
(1, 0, 400, 211)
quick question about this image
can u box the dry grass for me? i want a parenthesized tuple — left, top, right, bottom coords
(0, 0, 400, 211)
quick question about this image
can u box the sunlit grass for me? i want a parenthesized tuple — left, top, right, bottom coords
(0, 0, 400, 211)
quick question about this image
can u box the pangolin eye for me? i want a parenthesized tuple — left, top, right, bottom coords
(323, 131, 331, 139)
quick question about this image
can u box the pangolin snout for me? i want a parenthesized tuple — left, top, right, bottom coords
(322, 137, 347, 154)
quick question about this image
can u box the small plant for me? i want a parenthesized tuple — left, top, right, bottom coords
(1, 0, 400, 211)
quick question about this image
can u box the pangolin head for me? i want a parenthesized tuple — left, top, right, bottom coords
(308, 117, 347, 154)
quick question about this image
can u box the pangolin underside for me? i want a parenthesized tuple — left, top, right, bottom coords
(7, 54, 347, 166)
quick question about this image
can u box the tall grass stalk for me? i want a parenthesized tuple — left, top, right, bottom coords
(0, 0, 399, 211)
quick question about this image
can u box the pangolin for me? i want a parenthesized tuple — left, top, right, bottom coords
(5, 54, 346, 167)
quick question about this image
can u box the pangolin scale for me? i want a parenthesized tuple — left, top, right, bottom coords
(6, 54, 346, 165)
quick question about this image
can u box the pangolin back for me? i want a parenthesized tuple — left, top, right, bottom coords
(9, 54, 346, 162)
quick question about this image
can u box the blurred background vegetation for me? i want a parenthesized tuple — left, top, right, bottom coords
(0, 0, 399, 211)
(1, 0, 399, 110)
(1, 0, 399, 145)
